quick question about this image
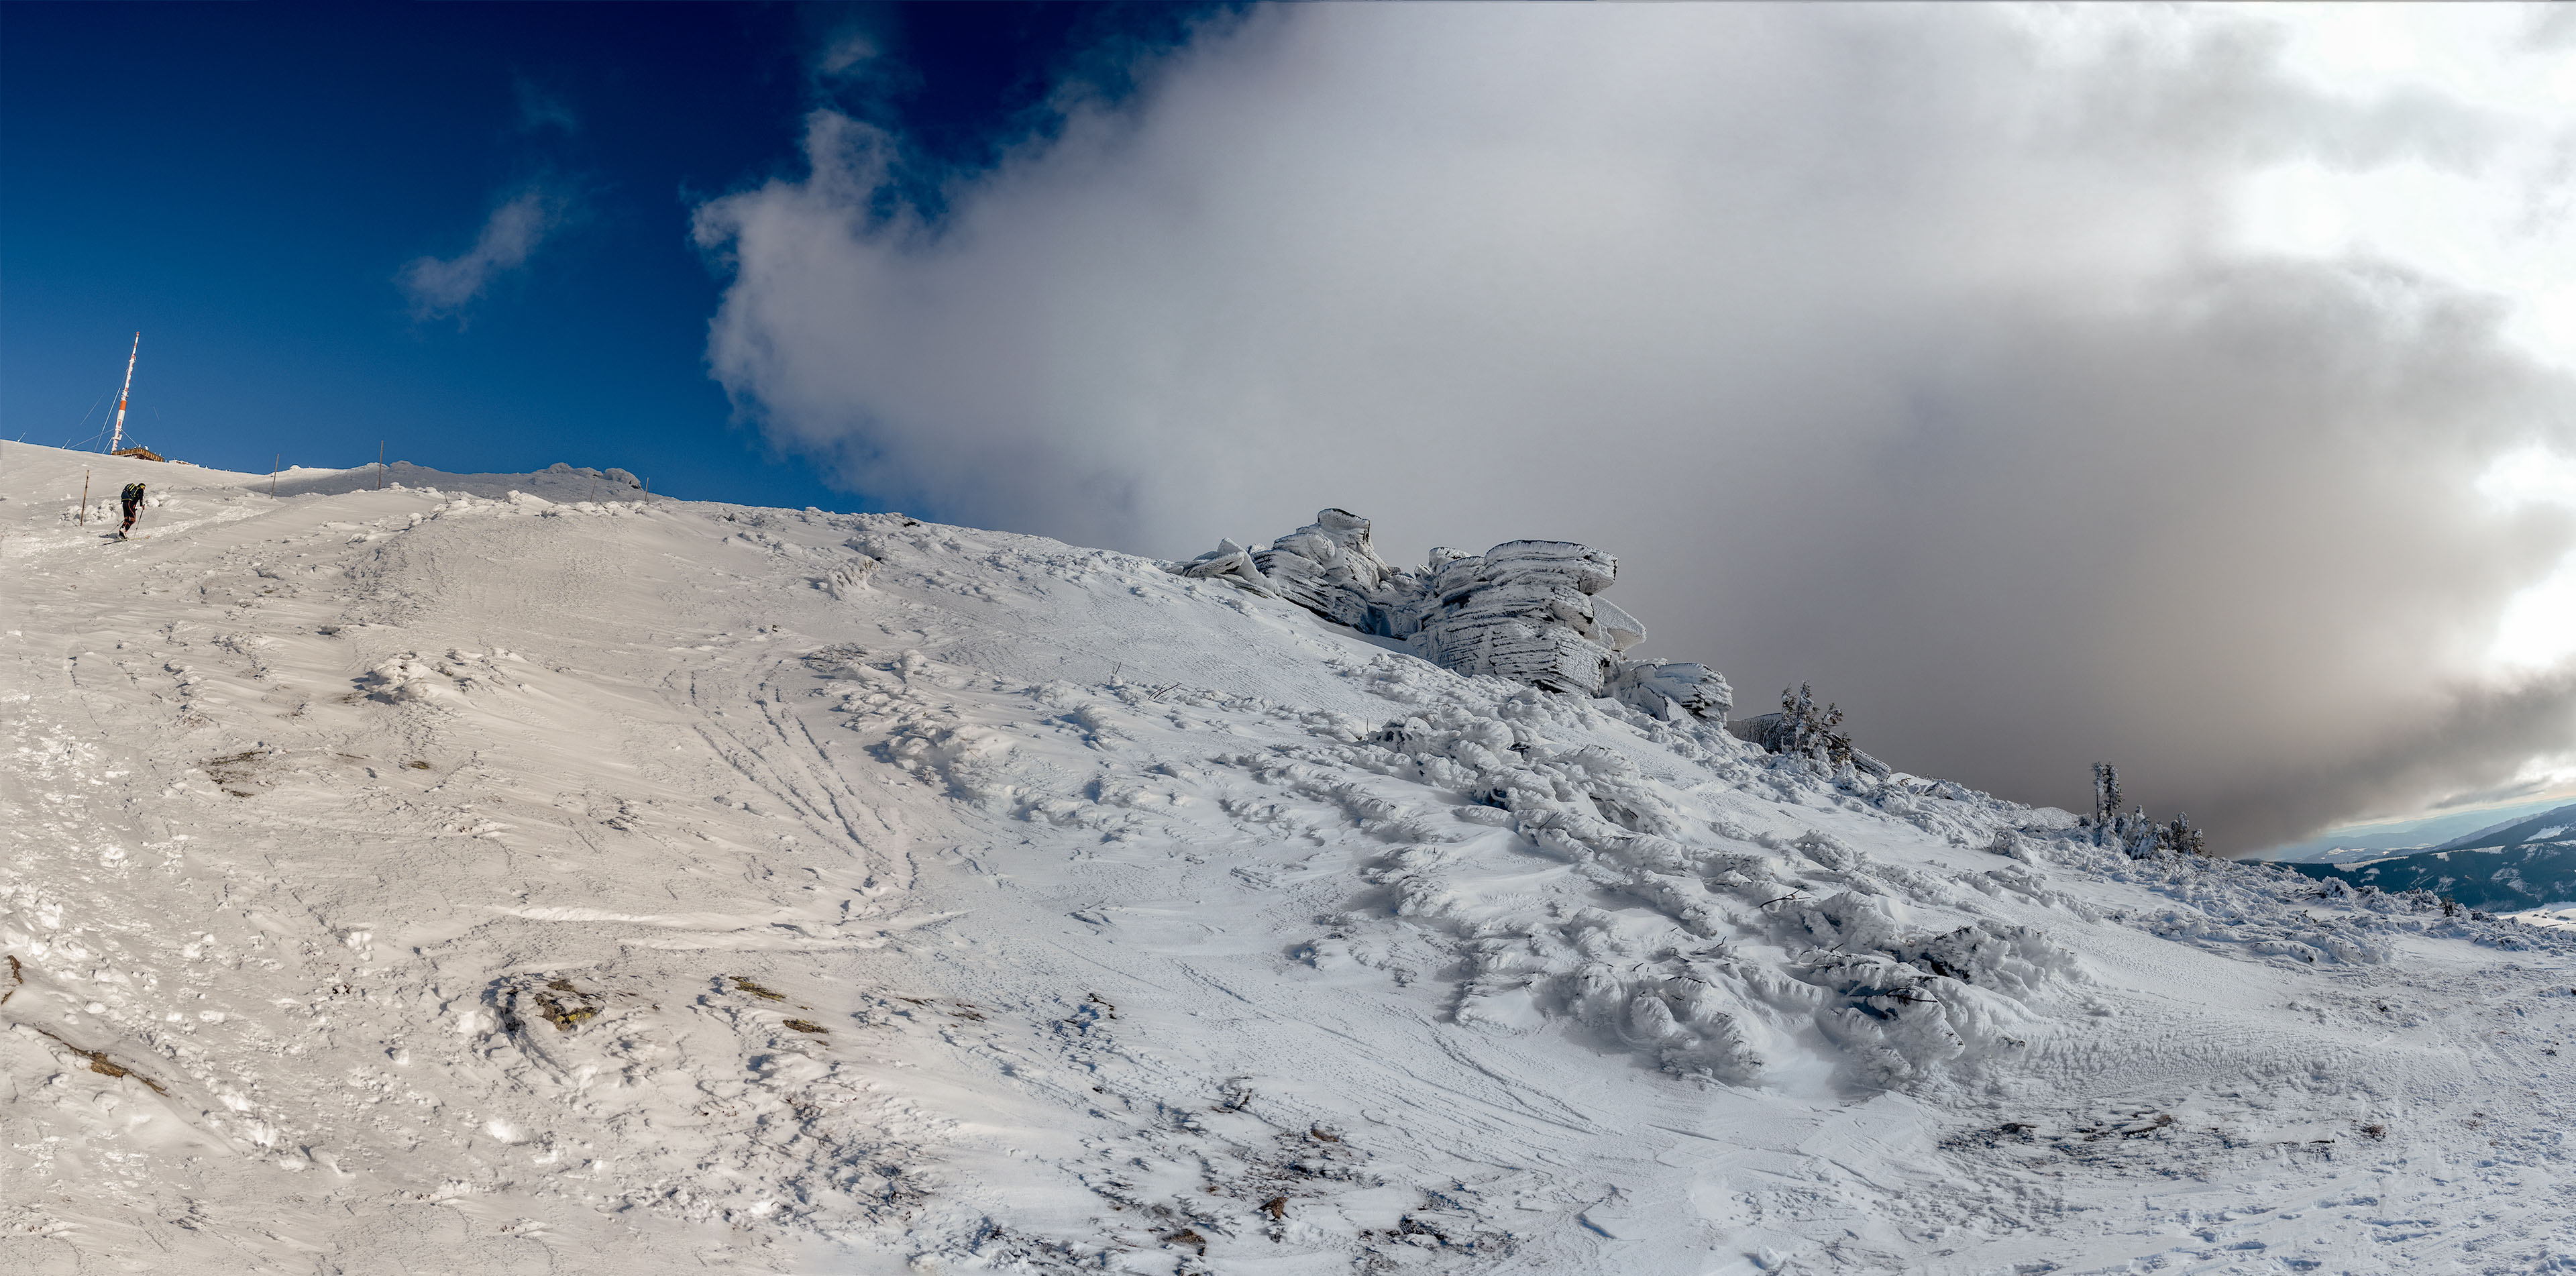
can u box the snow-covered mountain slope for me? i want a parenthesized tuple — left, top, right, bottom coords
(5, 440, 2573, 1275)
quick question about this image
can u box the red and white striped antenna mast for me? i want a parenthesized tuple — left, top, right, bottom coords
(107, 333, 140, 454)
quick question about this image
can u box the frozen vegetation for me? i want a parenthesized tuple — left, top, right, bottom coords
(3, 441, 2573, 1274)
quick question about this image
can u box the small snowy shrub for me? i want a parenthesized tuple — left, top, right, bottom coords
(1774, 683, 1854, 768)
(2157, 812, 2208, 857)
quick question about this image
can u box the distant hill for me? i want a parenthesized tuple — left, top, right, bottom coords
(2288, 802, 2576, 910)
(2429, 802, 2576, 853)
(2253, 794, 2576, 864)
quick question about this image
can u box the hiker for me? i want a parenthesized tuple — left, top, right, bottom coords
(119, 482, 146, 537)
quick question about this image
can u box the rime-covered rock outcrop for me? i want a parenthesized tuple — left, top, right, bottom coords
(1171, 509, 1733, 723)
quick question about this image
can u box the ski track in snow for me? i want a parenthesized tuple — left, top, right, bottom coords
(3, 442, 2572, 1275)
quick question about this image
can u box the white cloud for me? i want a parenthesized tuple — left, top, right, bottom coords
(2231, 5, 2576, 366)
(695, 4, 2576, 847)
(2483, 445, 2576, 669)
(398, 187, 565, 320)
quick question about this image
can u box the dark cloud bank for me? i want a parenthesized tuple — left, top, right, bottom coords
(694, 5, 2576, 851)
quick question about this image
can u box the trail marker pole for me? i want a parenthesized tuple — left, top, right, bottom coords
(106, 334, 138, 454)
(78, 469, 90, 525)
(377, 441, 384, 490)
(271, 454, 280, 498)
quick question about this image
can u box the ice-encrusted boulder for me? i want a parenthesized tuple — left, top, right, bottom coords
(1254, 508, 1400, 628)
(1607, 659, 1733, 721)
(1171, 537, 1275, 597)
(1169, 509, 1733, 721)
(1417, 541, 1622, 694)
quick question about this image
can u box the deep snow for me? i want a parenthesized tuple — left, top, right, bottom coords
(4, 441, 2573, 1275)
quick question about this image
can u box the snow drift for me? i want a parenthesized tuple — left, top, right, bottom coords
(4, 441, 2573, 1275)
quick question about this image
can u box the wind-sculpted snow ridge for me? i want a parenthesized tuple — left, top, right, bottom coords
(5, 442, 2576, 1275)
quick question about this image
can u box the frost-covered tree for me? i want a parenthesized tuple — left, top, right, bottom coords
(2121, 810, 2161, 859)
(1776, 682, 1855, 769)
(2084, 763, 2211, 857)
(2090, 763, 2123, 845)
(1731, 682, 1888, 777)
(2157, 812, 2208, 857)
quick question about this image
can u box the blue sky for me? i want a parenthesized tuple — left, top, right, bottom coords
(1, 2, 1218, 507)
